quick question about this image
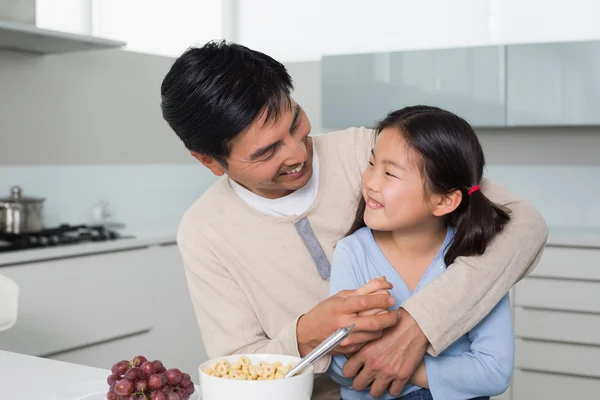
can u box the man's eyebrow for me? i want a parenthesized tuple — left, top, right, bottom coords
(290, 104, 301, 130)
(249, 141, 280, 161)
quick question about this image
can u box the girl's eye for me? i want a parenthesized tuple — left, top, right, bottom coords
(368, 161, 374, 167)
(385, 172, 397, 178)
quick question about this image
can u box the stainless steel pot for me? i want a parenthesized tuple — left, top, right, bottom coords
(0, 186, 45, 234)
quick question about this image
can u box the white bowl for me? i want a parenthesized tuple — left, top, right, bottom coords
(199, 354, 313, 400)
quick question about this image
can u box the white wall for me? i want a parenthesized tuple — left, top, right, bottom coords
(35, 0, 91, 35)
(93, 0, 223, 57)
(35, 0, 225, 58)
(237, 0, 600, 62)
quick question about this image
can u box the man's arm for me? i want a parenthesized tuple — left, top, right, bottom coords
(178, 222, 399, 374)
(403, 179, 548, 355)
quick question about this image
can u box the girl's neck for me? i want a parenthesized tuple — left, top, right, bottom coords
(376, 221, 448, 260)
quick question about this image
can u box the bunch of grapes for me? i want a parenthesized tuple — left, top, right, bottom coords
(106, 355, 195, 400)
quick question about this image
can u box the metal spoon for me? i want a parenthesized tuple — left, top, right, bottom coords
(285, 324, 355, 378)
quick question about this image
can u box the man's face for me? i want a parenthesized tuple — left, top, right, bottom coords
(196, 99, 314, 199)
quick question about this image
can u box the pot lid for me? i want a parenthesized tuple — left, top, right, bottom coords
(0, 186, 45, 203)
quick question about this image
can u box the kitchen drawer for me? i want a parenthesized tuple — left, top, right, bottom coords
(513, 370, 600, 399)
(515, 339, 600, 378)
(48, 331, 152, 371)
(0, 248, 157, 356)
(515, 307, 600, 345)
(514, 278, 600, 313)
(531, 247, 600, 281)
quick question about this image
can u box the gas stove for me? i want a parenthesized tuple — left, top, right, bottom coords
(0, 224, 131, 253)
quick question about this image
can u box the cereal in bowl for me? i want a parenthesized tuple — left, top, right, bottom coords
(203, 356, 294, 381)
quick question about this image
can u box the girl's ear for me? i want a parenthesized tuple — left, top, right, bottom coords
(432, 189, 463, 217)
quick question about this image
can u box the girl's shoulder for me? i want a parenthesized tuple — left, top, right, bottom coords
(335, 227, 375, 255)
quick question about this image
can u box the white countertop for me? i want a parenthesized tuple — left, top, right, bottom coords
(2, 224, 600, 267)
(0, 350, 109, 399)
(0, 232, 177, 267)
(547, 226, 600, 249)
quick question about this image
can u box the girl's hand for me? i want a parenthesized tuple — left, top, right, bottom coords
(355, 277, 393, 317)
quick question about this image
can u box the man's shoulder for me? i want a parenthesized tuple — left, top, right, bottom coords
(177, 178, 235, 239)
(312, 127, 374, 174)
(313, 127, 375, 148)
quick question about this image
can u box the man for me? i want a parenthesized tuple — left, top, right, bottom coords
(160, 41, 548, 399)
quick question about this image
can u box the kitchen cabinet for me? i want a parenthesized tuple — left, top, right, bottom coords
(511, 244, 600, 399)
(506, 41, 600, 126)
(0, 240, 208, 384)
(0, 247, 155, 357)
(323, 39, 600, 130)
(322, 45, 506, 129)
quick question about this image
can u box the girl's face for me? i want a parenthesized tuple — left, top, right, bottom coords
(362, 128, 442, 233)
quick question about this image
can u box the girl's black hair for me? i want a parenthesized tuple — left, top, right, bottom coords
(347, 105, 510, 266)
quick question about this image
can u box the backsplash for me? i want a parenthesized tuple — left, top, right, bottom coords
(1, 163, 599, 235)
(0, 164, 219, 235)
(484, 165, 600, 228)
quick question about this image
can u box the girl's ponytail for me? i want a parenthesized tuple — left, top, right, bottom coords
(444, 186, 511, 266)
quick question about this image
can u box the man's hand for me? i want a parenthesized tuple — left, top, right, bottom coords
(296, 279, 399, 357)
(342, 308, 428, 398)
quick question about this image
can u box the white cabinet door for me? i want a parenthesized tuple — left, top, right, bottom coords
(513, 370, 600, 400)
(48, 331, 152, 370)
(515, 307, 600, 346)
(515, 339, 600, 378)
(514, 278, 600, 313)
(0, 248, 155, 357)
(145, 244, 208, 383)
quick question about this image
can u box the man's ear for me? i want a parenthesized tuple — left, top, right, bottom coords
(191, 151, 226, 176)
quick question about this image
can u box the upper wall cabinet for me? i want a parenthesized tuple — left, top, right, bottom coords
(322, 46, 506, 129)
(323, 39, 600, 129)
(506, 41, 600, 126)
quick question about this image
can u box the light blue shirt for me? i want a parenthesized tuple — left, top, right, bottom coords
(328, 227, 514, 400)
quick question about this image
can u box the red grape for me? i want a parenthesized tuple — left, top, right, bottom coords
(132, 355, 148, 367)
(148, 374, 167, 390)
(124, 367, 143, 381)
(166, 392, 180, 400)
(134, 378, 148, 392)
(185, 384, 195, 394)
(165, 368, 183, 385)
(162, 385, 174, 394)
(106, 392, 117, 400)
(107, 374, 121, 386)
(114, 379, 134, 396)
(179, 373, 191, 388)
(153, 360, 166, 373)
(111, 360, 131, 375)
(141, 361, 157, 379)
(150, 392, 167, 400)
(177, 391, 190, 400)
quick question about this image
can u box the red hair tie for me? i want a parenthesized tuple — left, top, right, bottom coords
(468, 185, 481, 196)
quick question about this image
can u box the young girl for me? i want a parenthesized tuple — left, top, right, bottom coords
(327, 105, 514, 400)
